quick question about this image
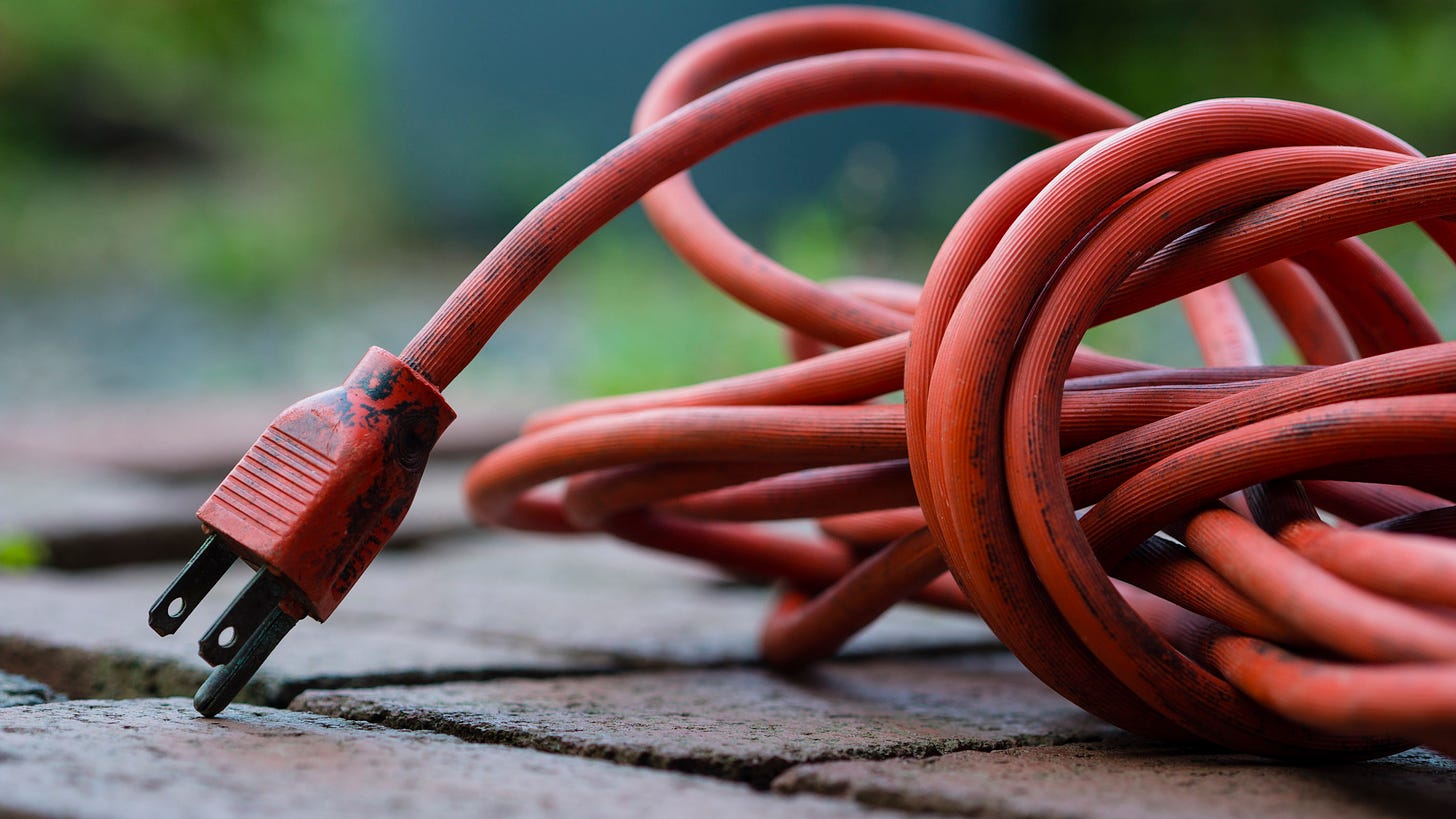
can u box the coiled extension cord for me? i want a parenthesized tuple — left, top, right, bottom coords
(153, 6, 1456, 759)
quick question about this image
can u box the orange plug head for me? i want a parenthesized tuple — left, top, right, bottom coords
(149, 346, 454, 716)
(198, 346, 455, 620)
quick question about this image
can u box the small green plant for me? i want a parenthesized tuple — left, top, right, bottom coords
(0, 532, 47, 572)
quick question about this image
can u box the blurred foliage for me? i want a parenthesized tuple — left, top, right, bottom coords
(558, 233, 787, 397)
(0, 0, 380, 305)
(1035, 0, 1456, 153)
(2, 1, 1454, 399)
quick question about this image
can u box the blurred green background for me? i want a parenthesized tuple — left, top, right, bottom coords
(2, 0, 1453, 411)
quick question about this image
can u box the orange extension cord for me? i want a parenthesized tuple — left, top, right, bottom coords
(398, 7, 1456, 758)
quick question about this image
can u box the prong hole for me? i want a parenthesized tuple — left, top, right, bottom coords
(167, 598, 186, 618)
(218, 627, 236, 648)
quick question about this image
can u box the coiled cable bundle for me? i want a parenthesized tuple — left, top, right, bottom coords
(400, 7, 1456, 759)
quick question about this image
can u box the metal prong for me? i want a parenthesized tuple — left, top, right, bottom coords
(148, 534, 238, 636)
(197, 567, 288, 667)
(194, 606, 297, 718)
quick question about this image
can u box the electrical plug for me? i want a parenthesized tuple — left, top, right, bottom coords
(148, 347, 454, 716)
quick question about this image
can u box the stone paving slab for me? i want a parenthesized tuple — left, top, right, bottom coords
(0, 699, 897, 819)
(0, 459, 476, 569)
(0, 391, 527, 480)
(772, 739, 1456, 818)
(292, 652, 1112, 788)
(0, 534, 996, 706)
(0, 461, 198, 568)
(0, 672, 59, 708)
(338, 533, 997, 666)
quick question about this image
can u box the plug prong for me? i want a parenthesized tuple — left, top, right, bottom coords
(197, 567, 289, 667)
(193, 606, 298, 717)
(148, 534, 238, 636)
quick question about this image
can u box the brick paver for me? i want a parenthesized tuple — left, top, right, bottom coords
(0, 699, 897, 818)
(0, 461, 200, 567)
(772, 739, 1456, 818)
(292, 652, 1111, 788)
(0, 556, 599, 706)
(0, 394, 525, 479)
(0, 460, 476, 568)
(7, 418, 1451, 818)
(0, 534, 994, 705)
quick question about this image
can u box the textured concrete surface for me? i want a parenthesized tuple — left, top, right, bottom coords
(0, 534, 994, 706)
(0, 671, 58, 708)
(0, 699, 895, 819)
(773, 740, 1456, 818)
(293, 652, 1112, 788)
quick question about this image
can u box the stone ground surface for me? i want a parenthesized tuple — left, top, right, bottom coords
(774, 742, 1456, 818)
(291, 652, 1113, 787)
(0, 535, 997, 707)
(0, 700, 895, 819)
(3, 409, 1455, 817)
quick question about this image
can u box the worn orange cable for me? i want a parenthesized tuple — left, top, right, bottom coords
(382, 6, 1456, 760)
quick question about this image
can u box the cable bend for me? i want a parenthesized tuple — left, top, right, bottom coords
(436, 7, 1456, 760)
